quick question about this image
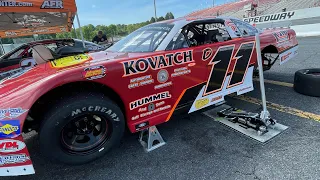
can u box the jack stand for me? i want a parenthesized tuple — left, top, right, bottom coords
(139, 126, 166, 152)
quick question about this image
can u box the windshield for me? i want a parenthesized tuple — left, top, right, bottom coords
(107, 23, 174, 53)
(0, 44, 26, 60)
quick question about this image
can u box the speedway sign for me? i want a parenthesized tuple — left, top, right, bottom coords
(244, 11, 295, 24)
(243, 7, 320, 25)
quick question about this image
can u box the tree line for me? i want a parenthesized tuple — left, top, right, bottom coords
(0, 12, 175, 44)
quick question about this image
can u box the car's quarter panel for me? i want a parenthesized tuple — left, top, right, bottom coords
(260, 28, 299, 65)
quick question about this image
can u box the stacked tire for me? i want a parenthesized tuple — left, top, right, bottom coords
(294, 69, 320, 97)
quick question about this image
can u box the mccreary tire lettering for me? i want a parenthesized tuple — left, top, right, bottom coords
(71, 106, 120, 121)
(122, 50, 193, 76)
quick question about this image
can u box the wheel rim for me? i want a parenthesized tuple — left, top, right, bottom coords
(61, 114, 111, 154)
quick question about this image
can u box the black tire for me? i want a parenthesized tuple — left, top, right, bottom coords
(39, 92, 125, 165)
(294, 68, 320, 97)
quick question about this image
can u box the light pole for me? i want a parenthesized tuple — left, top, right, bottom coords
(154, 0, 157, 22)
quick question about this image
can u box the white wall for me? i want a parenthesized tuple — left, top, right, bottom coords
(291, 23, 320, 37)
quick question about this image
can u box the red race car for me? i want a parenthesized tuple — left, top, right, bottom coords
(0, 16, 298, 176)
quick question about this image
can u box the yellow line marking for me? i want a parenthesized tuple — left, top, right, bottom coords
(253, 78, 294, 87)
(231, 95, 320, 123)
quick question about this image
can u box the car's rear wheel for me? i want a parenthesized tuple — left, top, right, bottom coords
(294, 68, 320, 97)
(39, 92, 125, 165)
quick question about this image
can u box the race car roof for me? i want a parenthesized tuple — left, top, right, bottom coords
(0, 0, 77, 38)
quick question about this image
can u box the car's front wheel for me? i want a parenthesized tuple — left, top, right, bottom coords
(39, 92, 125, 165)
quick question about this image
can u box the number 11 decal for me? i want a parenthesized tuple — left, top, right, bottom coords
(203, 41, 255, 96)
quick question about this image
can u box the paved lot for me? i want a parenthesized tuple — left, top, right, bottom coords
(5, 37, 320, 180)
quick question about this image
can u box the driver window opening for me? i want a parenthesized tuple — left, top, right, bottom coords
(188, 22, 232, 46)
(167, 21, 232, 50)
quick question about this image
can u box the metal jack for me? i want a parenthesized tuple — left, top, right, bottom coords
(255, 33, 273, 125)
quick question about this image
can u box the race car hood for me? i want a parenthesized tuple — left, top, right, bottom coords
(0, 50, 153, 97)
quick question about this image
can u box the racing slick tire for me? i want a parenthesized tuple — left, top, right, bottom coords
(294, 68, 320, 97)
(39, 92, 125, 165)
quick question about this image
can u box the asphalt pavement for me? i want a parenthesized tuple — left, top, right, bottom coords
(4, 36, 320, 180)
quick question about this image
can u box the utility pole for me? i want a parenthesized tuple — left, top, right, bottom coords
(154, 0, 157, 22)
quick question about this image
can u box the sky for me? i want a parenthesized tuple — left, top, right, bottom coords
(75, 0, 231, 26)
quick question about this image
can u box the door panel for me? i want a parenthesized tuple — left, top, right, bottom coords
(187, 37, 256, 113)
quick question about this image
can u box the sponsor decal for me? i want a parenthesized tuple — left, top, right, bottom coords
(281, 52, 292, 62)
(273, 31, 289, 43)
(148, 103, 155, 112)
(186, 16, 216, 21)
(138, 107, 147, 113)
(139, 105, 171, 118)
(243, 11, 295, 24)
(0, 68, 31, 85)
(5, 31, 17, 37)
(122, 50, 193, 76)
(0, 139, 26, 153)
(129, 91, 171, 110)
(154, 81, 172, 90)
(171, 67, 191, 78)
(0, 154, 30, 166)
(211, 95, 223, 102)
(225, 21, 238, 32)
(239, 86, 253, 93)
(276, 40, 291, 47)
(71, 106, 120, 121)
(128, 75, 154, 89)
(41, 0, 63, 9)
(279, 45, 298, 65)
(202, 48, 213, 61)
(132, 105, 172, 121)
(195, 98, 209, 109)
(50, 54, 91, 68)
(0, 1, 33, 7)
(0, 108, 28, 120)
(136, 101, 165, 115)
(141, 25, 172, 32)
(82, 65, 106, 80)
(157, 70, 169, 83)
(0, 120, 20, 138)
(135, 121, 149, 131)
